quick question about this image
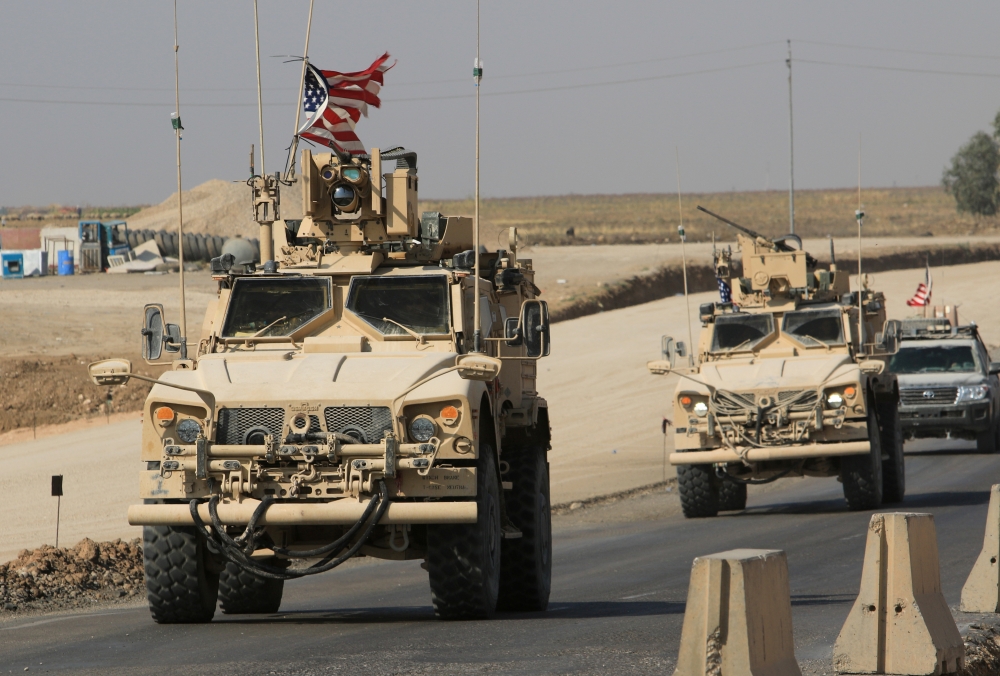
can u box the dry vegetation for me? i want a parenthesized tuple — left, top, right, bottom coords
(421, 186, 1000, 246)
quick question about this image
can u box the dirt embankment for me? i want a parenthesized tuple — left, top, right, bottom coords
(0, 538, 144, 615)
(0, 354, 165, 433)
(550, 242, 1000, 323)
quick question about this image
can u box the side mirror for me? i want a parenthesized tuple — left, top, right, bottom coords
(164, 323, 182, 353)
(877, 319, 902, 355)
(456, 354, 502, 381)
(504, 317, 523, 346)
(989, 362, 1000, 376)
(141, 304, 165, 361)
(661, 335, 675, 360)
(88, 359, 132, 386)
(675, 341, 687, 358)
(519, 300, 550, 359)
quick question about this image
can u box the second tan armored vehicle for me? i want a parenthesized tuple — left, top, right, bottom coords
(649, 210, 904, 517)
(90, 146, 552, 622)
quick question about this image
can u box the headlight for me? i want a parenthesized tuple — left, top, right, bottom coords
(826, 392, 845, 408)
(176, 418, 203, 443)
(409, 416, 437, 442)
(958, 385, 990, 402)
(693, 402, 709, 417)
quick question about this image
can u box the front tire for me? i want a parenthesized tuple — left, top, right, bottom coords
(497, 445, 552, 612)
(677, 463, 719, 518)
(878, 399, 906, 503)
(841, 400, 884, 511)
(426, 439, 502, 620)
(143, 525, 219, 624)
(218, 561, 284, 615)
(976, 419, 998, 454)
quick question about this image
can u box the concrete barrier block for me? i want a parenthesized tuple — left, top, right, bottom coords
(833, 513, 964, 675)
(961, 484, 1000, 613)
(674, 548, 800, 676)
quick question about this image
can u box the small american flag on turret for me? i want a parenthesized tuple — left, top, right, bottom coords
(298, 53, 394, 156)
(906, 262, 932, 307)
(717, 277, 732, 303)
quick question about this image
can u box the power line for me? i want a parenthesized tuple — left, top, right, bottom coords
(0, 61, 777, 107)
(393, 41, 784, 85)
(388, 61, 777, 102)
(0, 42, 784, 94)
(797, 58, 1000, 79)
(796, 39, 1000, 62)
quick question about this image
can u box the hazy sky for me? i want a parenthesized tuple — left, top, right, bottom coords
(2, 1, 999, 207)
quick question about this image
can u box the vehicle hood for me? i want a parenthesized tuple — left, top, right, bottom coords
(896, 372, 986, 389)
(149, 351, 465, 409)
(695, 353, 857, 393)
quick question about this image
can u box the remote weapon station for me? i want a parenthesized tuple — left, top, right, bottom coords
(649, 207, 904, 517)
(90, 39, 552, 622)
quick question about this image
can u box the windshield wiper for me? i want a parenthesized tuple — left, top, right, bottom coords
(725, 338, 754, 352)
(799, 334, 832, 350)
(381, 316, 426, 345)
(251, 316, 288, 338)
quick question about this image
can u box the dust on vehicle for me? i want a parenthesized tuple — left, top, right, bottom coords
(89, 145, 553, 623)
(648, 208, 904, 517)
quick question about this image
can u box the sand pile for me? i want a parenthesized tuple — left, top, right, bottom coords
(127, 179, 303, 238)
(0, 538, 144, 614)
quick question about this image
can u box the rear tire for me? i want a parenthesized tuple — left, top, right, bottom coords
(718, 478, 748, 512)
(426, 437, 501, 620)
(841, 401, 884, 511)
(143, 525, 219, 624)
(497, 445, 551, 612)
(878, 399, 906, 503)
(677, 463, 719, 518)
(218, 561, 284, 615)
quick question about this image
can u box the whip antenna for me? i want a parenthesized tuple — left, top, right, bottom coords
(786, 39, 795, 234)
(676, 147, 694, 365)
(856, 133, 864, 350)
(172, 0, 187, 359)
(472, 0, 483, 352)
(283, 0, 315, 183)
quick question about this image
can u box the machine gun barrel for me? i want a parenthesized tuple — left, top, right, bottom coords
(696, 205, 794, 252)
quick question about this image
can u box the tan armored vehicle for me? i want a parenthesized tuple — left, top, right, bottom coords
(90, 146, 552, 622)
(649, 209, 904, 517)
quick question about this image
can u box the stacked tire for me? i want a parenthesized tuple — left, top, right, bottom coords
(130, 231, 254, 263)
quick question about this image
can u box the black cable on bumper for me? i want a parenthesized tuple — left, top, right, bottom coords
(188, 480, 390, 581)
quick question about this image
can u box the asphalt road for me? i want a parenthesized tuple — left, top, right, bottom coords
(2, 440, 998, 675)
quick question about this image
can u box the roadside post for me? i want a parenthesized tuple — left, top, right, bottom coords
(52, 475, 63, 548)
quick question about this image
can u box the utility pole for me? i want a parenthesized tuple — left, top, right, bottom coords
(786, 39, 795, 235)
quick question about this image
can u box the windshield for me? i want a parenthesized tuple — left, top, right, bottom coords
(782, 309, 845, 346)
(711, 313, 774, 352)
(347, 275, 450, 336)
(222, 277, 332, 337)
(889, 345, 979, 374)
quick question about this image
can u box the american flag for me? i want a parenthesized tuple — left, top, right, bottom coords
(717, 277, 732, 303)
(298, 53, 394, 156)
(906, 263, 932, 307)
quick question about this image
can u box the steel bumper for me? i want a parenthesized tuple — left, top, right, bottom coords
(669, 440, 871, 465)
(128, 499, 477, 527)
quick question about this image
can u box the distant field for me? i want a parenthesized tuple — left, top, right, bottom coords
(421, 186, 999, 246)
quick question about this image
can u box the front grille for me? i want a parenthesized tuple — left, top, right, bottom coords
(324, 406, 393, 443)
(777, 390, 820, 411)
(713, 390, 819, 415)
(900, 387, 958, 406)
(216, 407, 285, 445)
